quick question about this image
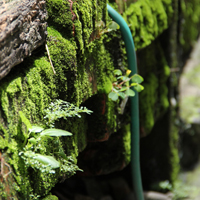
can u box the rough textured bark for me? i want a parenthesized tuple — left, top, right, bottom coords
(0, 0, 47, 80)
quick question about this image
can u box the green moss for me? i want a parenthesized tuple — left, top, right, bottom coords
(46, 0, 74, 38)
(169, 110, 180, 185)
(138, 40, 170, 135)
(0, 1, 121, 198)
(122, 124, 131, 164)
(180, 0, 200, 52)
(0, 182, 9, 199)
(0, 0, 181, 198)
(0, 35, 91, 198)
(6, 77, 22, 95)
(123, 0, 173, 49)
(47, 26, 93, 105)
(98, 77, 113, 94)
(42, 195, 58, 200)
(140, 73, 158, 134)
(73, 0, 94, 51)
(106, 97, 118, 133)
(47, 0, 108, 54)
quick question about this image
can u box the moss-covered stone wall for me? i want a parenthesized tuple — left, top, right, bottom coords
(1, 0, 200, 199)
(139, 0, 200, 190)
(0, 0, 124, 198)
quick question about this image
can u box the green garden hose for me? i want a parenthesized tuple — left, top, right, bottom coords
(107, 4, 144, 200)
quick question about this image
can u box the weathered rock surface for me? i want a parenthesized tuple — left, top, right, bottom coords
(0, 0, 47, 80)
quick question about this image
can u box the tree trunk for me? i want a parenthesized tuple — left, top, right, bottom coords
(0, 0, 47, 80)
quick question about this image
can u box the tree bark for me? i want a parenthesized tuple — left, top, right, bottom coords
(0, 0, 47, 80)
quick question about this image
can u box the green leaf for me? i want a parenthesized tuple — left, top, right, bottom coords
(117, 76, 123, 80)
(131, 82, 137, 86)
(96, 20, 105, 28)
(122, 76, 129, 81)
(40, 129, 73, 137)
(28, 138, 37, 145)
(113, 87, 120, 93)
(24, 151, 60, 168)
(131, 74, 144, 84)
(107, 21, 119, 32)
(119, 86, 128, 92)
(29, 126, 44, 133)
(108, 92, 119, 101)
(118, 92, 126, 99)
(134, 84, 144, 92)
(57, 150, 68, 160)
(125, 89, 135, 97)
(19, 111, 32, 130)
(113, 69, 122, 76)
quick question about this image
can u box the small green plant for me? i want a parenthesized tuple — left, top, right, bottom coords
(19, 100, 93, 173)
(20, 126, 73, 173)
(44, 99, 93, 127)
(108, 69, 144, 101)
(157, 180, 173, 192)
(173, 180, 198, 200)
(154, 180, 199, 200)
(90, 20, 119, 42)
(100, 20, 119, 34)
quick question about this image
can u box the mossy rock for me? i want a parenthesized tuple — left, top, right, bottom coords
(1, 0, 200, 198)
(138, 41, 170, 136)
(0, 0, 125, 198)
